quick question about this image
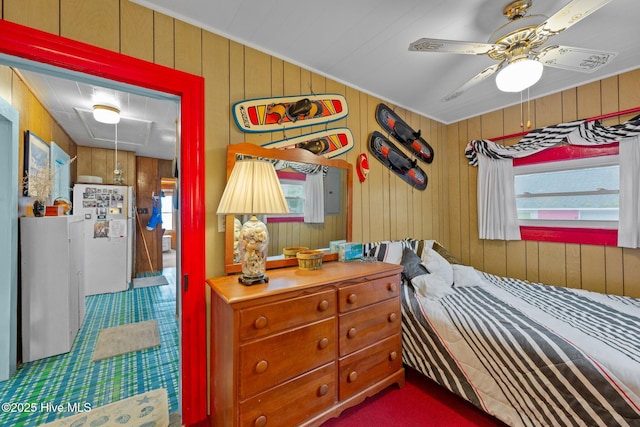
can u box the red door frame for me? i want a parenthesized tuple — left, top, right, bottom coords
(0, 20, 207, 426)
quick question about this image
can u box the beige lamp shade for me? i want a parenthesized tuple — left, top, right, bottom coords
(216, 159, 290, 215)
(216, 158, 290, 285)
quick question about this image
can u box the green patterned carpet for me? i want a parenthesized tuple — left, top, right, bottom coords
(0, 271, 179, 427)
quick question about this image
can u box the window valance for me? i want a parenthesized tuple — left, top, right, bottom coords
(464, 114, 640, 166)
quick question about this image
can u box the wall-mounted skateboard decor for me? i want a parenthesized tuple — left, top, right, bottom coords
(233, 94, 348, 133)
(369, 131, 427, 191)
(262, 128, 354, 158)
(375, 103, 434, 163)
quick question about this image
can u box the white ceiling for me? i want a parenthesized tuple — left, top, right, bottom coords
(132, 0, 640, 124)
(17, 69, 179, 160)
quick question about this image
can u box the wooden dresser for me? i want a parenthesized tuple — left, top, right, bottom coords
(207, 261, 405, 427)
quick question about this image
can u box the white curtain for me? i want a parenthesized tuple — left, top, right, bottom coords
(618, 136, 640, 248)
(304, 172, 324, 223)
(477, 155, 521, 240)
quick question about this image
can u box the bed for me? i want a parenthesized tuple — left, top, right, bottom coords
(363, 239, 640, 427)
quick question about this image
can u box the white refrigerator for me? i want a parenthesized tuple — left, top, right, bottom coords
(73, 184, 134, 295)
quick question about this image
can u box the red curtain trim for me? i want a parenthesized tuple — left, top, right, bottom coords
(267, 216, 303, 223)
(513, 143, 619, 166)
(277, 170, 305, 181)
(520, 226, 618, 246)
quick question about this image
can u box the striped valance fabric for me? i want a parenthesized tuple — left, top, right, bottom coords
(464, 114, 640, 166)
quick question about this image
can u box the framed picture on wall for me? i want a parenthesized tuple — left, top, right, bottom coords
(23, 130, 50, 196)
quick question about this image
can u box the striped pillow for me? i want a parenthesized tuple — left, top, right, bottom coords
(364, 239, 435, 264)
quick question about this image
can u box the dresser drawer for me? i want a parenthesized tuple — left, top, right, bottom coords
(338, 274, 400, 313)
(239, 290, 335, 341)
(240, 362, 336, 427)
(240, 318, 335, 399)
(338, 334, 402, 401)
(339, 297, 400, 357)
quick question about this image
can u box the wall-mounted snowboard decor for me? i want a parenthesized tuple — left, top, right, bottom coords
(375, 103, 434, 163)
(369, 131, 427, 191)
(263, 128, 354, 158)
(233, 94, 348, 133)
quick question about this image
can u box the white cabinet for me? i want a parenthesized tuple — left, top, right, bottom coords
(20, 216, 85, 362)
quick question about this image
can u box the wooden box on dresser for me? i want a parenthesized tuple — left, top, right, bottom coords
(207, 261, 405, 427)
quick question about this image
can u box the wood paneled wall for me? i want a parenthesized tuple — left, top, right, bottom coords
(0, 64, 77, 196)
(75, 146, 136, 187)
(5, 1, 636, 298)
(443, 69, 640, 298)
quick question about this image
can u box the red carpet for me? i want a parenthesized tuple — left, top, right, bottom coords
(321, 368, 506, 427)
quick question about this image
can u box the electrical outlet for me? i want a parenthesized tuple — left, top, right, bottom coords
(137, 208, 148, 214)
(218, 215, 226, 232)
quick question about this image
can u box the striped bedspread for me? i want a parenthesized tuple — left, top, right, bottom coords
(401, 271, 640, 427)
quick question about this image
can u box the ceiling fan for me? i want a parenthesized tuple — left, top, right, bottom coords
(409, 0, 617, 101)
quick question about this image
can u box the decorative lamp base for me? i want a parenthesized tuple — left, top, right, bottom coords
(238, 274, 269, 286)
(238, 215, 270, 286)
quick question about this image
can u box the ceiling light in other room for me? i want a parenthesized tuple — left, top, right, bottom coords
(495, 57, 543, 93)
(93, 104, 121, 124)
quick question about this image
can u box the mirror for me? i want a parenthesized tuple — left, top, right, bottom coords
(224, 142, 353, 273)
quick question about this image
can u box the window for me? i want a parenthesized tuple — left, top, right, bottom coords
(513, 143, 619, 245)
(268, 171, 305, 223)
(280, 181, 305, 214)
(161, 194, 173, 231)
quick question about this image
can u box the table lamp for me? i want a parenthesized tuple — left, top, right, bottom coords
(216, 158, 290, 285)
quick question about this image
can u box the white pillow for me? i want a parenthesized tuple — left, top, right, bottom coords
(420, 247, 453, 286)
(452, 264, 485, 287)
(412, 273, 454, 300)
(368, 241, 406, 264)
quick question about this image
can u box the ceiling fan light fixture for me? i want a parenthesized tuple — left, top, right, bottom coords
(93, 104, 121, 124)
(495, 57, 543, 92)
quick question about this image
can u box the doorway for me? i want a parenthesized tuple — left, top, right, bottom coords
(0, 20, 206, 425)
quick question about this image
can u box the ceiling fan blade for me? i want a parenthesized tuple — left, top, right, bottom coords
(442, 62, 503, 102)
(536, 0, 613, 37)
(536, 45, 617, 72)
(409, 38, 502, 55)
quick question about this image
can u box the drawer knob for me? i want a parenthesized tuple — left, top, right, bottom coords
(255, 360, 269, 374)
(318, 337, 329, 349)
(317, 299, 329, 312)
(387, 282, 397, 292)
(254, 415, 267, 427)
(348, 371, 358, 383)
(347, 293, 357, 304)
(318, 384, 329, 397)
(388, 312, 397, 322)
(347, 327, 357, 339)
(254, 316, 268, 329)
(389, 351, 398, 361)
